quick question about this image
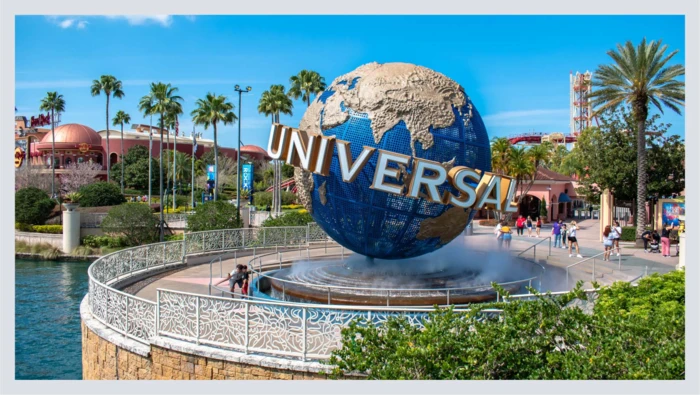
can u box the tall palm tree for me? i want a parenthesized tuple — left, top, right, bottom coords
(288, 70, 326, 107)
(588, 38, 685, 241)
(39, 92, 66, 198)
(90, 75, 124, 184)
(191, 93, 237, 202)
(490, 137, 512, 175)
(112, 110, 131, 194)
(259, 85, 294, 213)
(168, 102, 183, 210)
(149, 82, 183, 241)
(138, 93, 155, 204)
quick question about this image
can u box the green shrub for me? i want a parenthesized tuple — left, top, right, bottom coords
(72, 245, 99, 256)
(329, 270, 685, 380)
(621, 226, 637, 241)
(15, 187, 56, 225)
(261, 211, 314, 227)
(253, 191, 297, 208)
(30, 225, 63, 234)
(78, 182, 126, 207)
(165, 233, 184, 241)
(81, 235, 126, 248)
(101, 203, 158, 246)
(186, 201, 242, 232)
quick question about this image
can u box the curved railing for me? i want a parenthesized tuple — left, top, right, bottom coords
(234, 245, 545, 306)
(85, 223, 541, 360)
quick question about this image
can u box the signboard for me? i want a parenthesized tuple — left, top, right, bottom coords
(30, 113, 52, 128)
(78, 143, 91, 153)
(662, 201, 684, 227)
(207, 165, 216, 181)
(14, 147, 24, 168)
(241, 163, 253, 192)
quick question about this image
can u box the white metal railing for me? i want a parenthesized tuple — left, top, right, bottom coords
(516, 236, 552, 262)
(565, 249, 622, 288)
(80, 212, 192, 228)
(230, 245, 545, 307)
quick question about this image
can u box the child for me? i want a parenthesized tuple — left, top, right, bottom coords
(560, 223, 568, 249)
(501, 223, 513, 249)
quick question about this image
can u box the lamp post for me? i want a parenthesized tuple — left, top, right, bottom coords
(234, 85, 252, 225)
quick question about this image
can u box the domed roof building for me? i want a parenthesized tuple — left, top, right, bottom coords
(31, 123, 105, 169)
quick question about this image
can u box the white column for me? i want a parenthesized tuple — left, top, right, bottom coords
(62, 208, 81, 254)
(677, 233, 685, 270)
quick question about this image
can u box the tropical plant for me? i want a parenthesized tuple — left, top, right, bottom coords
(186, 200, 242, 232)
(112, 110, 131, 194)
(149, 82, 183, 241)
(39, 91, 66, 198)
(260, 210, 313, 227)
(258, 84, 294, 123)
(91, 75, 125, 183)
(490, 137, 512, 175)
(588, 38, 685, 242)
(191, 93, 237, 202)
(15, 187, 56, 225)
(77, 182, 126, 207)
(138, 93, 156, 204)
(288, 70, 326, 107)
(101, 203, 158, 246)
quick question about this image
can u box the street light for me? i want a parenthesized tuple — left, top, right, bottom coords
(234, 85, 252, 225)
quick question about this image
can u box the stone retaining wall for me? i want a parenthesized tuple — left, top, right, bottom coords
(80, 296, 343, 380)
(15, 231, 63, 249)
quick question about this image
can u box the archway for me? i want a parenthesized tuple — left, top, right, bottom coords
(110, 153, 118, 166)
(519, 195, 541, 220)
(551, 194, 558, 221)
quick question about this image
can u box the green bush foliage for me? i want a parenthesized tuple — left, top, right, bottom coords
(81, 235, 127, 248)
(328, 271, 685, 380)
(621, 226, 637, 242)
(261, 211, 314, 227)
(78, 182, 126, 207)
(30, 225, 63, 234)
(15, 187, 56, 225)
(186, 201, 242, 232)
(252, 191, 297, 208)
(165, 233, 184, 241)
(100, 203, 158, 246)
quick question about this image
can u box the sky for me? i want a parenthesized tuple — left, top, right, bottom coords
(15, 15, 686, 150)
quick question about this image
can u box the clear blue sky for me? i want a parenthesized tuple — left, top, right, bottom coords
(15, 15, 686, 149)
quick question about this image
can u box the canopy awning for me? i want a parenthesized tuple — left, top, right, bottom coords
(558, 192, 572, 203)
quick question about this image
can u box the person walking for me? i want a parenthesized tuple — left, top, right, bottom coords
(495, 221, 504, 249)
(535, 217, 542, 237)
(603, 225, 614, 261)
(613, 220, 622, 256)
(501, 222, 513, 249)
(661, 225, 672, 257)
(526, 216, 533, 237)
(568, 221, 582, 258)
(224, 265, 245, 298)
(516, 215, 525, 236)
(560, 222, 568, 249)
(552, 219, 561, 248)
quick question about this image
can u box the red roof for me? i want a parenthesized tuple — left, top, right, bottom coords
(240, 145, 271, 159)
(40, 123, 101, 145)
(533, 168, 574, 182)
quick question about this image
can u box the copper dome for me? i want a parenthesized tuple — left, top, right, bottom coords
(40, 123, 101, 145)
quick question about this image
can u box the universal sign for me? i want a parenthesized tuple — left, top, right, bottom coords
(267, 124, 519, 213)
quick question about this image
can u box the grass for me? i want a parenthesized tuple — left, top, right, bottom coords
(16, 241, 62, 259)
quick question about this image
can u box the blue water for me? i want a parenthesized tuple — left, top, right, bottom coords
(15, 259, 89, 380)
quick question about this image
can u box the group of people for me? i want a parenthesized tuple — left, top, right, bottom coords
(128, 195, 148, 203)
(514, 215, 542, 237)
(639, 224, 678, 257)
(601, 221, 623, 261)
(550, 219, 584, 258)
(225, 264, 250, 298)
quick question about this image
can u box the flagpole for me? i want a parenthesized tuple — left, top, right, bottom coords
(191, 126, 196, 211)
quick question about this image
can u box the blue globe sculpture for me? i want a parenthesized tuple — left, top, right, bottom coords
(297, 62, 491, 259)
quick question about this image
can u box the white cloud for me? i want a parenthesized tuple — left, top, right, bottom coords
(106, 15, 173, 27)
(77, 21, 88, 29)
(59, 19, 75, 28)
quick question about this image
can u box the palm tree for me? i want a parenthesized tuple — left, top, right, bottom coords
(191, 93, 237, 202)
(149, 82, 183, 241)
(39, 92, 66, 198)
(588, 38, 685, 241)
(112, 110, 131, 194)
(90, 75, 124, 184)
(138, 93, 155, 204)
(490, 137, 512, 175)
(288, 70, 326, 107)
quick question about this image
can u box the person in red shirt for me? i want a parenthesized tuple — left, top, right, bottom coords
(516, 215, 525, 236)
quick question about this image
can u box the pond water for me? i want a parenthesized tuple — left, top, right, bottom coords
(15, 259, 90, 380)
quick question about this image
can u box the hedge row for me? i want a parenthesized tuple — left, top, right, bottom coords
(15, 223, 63, 234)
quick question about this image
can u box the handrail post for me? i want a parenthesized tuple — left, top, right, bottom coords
(125, 296, 129, 337)
(386, 290, 390, 307)
(221, 231, 225, 251)
(592, 259, 596, 282)
(496, 291, 500, 303)
(446, 289, 450, 305)
(182, 233, 187, 263)
(302, 307, 307, 361)
(156, 290, 160, 336)
(618, 252, 621, 271)
(162, 244, 166, 268)
(209, 262, 212, 295)
(263, 228, 266, 247)
(533, 245, 536, 261)
(548, 237, 551, 257)
(220, 258, 222, 279)
(306, 225, 310, 245)
(244, 302, 249, 354)
(327, 287, 331, 305)
(242, 229, 246, 248)
(195, 295, 200, 345)
(284, 228, 287, 246)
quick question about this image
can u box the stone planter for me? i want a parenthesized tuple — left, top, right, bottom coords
(63, 202, 79, 212)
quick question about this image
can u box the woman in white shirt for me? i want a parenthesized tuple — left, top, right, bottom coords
(613, 221, 622, 256)
(568, 220, 583, 258)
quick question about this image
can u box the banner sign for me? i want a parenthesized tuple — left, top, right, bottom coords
(207, 165, 216, 181)
(241, 163, 254, 192)
(662, 201, 684, 227)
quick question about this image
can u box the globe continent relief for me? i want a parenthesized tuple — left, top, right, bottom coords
(295, 62, 492, 259)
